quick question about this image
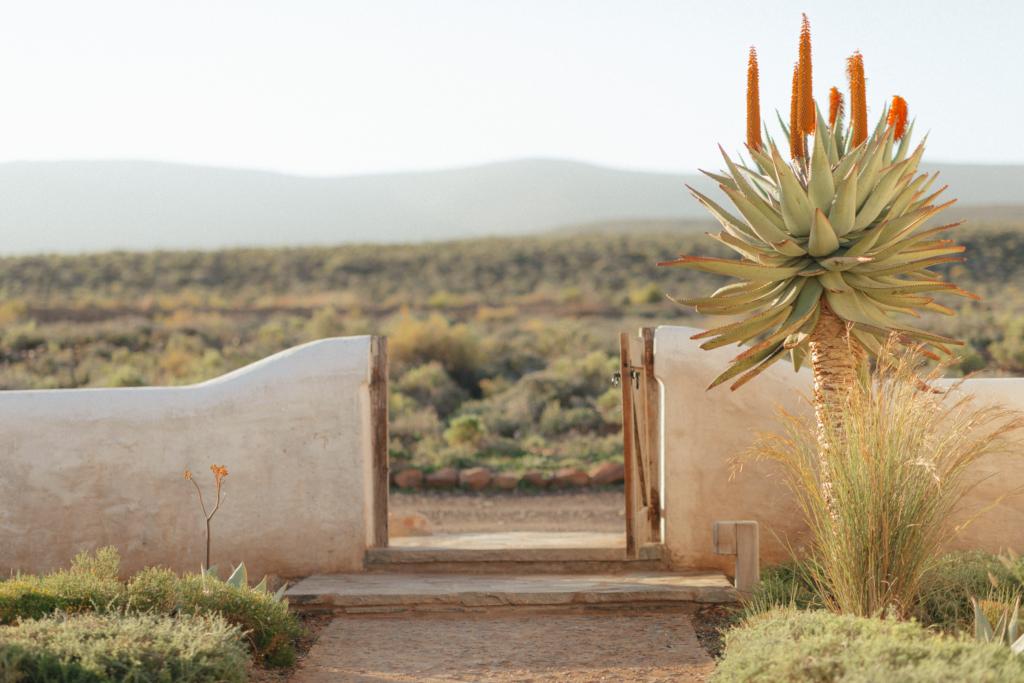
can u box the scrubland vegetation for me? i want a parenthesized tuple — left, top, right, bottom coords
(2, 227, 1023, 679)
(1, 225, 1022, 474)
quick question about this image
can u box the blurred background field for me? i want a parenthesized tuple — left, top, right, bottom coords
(2, 221, 1023, 475)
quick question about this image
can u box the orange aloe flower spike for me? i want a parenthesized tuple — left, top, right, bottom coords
(789, 63, 804, 159)
(847, 51, 868, 147)
(887, 95, 908, 140)
(797, 14, 814, 135)
(210, 464, 228, 485)
(746, 46, 762, 152)
(828, 87, 844, 128)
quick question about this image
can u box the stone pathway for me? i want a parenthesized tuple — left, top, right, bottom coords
(291, 609, 714, 682)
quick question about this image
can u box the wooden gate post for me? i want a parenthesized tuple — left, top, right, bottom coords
(369, 335, 389, 548)
(620, 327, 662, 558)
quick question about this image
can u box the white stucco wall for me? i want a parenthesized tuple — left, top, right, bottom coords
(0, 336, 375, 579)
(656, 325, 1024, 571)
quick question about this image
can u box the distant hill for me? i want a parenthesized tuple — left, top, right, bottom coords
(0, 158, 1021, 255)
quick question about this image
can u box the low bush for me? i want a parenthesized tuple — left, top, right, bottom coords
(742, 563, 820, 618)
(713, 609, 1024, 682)
(174, 573, 303, 667)
(0, 612, 248, 682)
(916, 551, 1020, 631)
(0, 549, 303, 668)
(127, 567, 303, 667)
(0, 549, 123, 623)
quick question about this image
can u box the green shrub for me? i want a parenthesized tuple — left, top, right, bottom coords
(713, 609, 1024, 682)
(0, 548, 125, 623)
(743, 563, 820, 618)
(175, 574, 302, 667)
(125, 567, 183, 613)
(990, 317, 1024, 373)
(538, 401, 603, 437)
(0, 550, 302, 669)
(126, 567, 302, 667)
(0, 575, 123, 624)
(0, 612, 248, 683)
(444, 414, 487, 447)
(69, 546, 121, 580)
(916, 552, 1015, 630)
(388, 313, 481, 389)
(390, 403, 443, 448)
(0, 579, 63, 623)
(396, 361, 468, 418)
(305, 304, 346, 339)
(628, 282, 663, 305)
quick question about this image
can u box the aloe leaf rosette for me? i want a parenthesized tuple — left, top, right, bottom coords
(660, 20, 971, 392)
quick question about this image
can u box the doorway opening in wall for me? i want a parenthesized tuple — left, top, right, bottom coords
(372, 324, 663, 564)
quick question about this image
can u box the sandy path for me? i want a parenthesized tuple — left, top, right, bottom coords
(292, 610, 713, 682)
(390, 490, 625, 535)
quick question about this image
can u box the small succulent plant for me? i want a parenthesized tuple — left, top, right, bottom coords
(973, 595, 1024, 654)
(203, 562, 289, 603)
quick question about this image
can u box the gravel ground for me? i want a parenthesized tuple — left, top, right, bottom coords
(291, 609, 714, 683)
(390, 489, 625, 534)
(693, 604, 743, 660)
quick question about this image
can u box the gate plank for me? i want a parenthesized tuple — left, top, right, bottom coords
(619, 333, 638, 557)
(369, 335, 389, 548)
(641, 327, 661, 541)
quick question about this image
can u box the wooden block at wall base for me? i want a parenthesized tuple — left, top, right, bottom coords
(713, 520, 760, 594)
(712, 521, 737, 556)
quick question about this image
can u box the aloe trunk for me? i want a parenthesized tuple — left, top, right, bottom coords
(808, 303, 865, 505)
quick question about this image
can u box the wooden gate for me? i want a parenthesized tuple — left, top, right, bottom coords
(618, 327, 661, 557)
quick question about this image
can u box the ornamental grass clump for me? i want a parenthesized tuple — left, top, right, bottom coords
(751, 341, 1024, 618)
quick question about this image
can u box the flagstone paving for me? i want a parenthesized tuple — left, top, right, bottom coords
(287, 571, 734, 611)
(291, 609, 715, 682)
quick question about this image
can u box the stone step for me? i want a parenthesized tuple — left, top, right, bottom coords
(365, 558, 668, 574)
(365, 544, 665, 574)
(286, 571, 736, 614)
(370, 531, 664, 573)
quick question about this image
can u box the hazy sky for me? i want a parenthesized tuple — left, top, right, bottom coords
(1, 0, 1021, 176)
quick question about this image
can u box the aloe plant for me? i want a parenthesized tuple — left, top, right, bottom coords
(203, 562, 289, 602)
(973, 595, 1024, 655)
(660, 15, 972, 451)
